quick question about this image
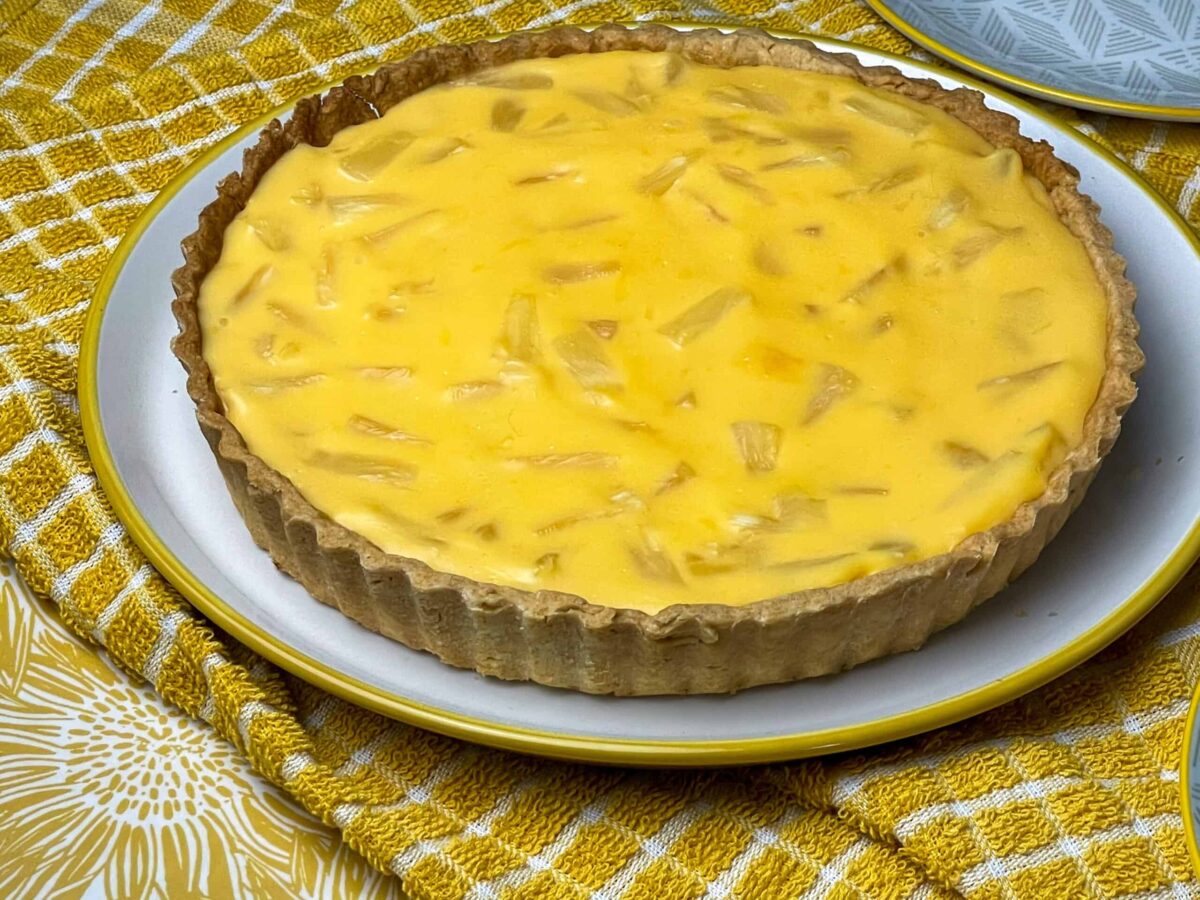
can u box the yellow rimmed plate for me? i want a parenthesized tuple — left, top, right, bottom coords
(81, 27, 1200, 766)
(1181, 671, 1200, 879)
(866, 0, 1200, 121)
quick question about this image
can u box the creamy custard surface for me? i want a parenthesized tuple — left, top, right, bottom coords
(198, 51, 1108, 613)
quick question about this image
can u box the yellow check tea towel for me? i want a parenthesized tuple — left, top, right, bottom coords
(1, 1, 1199, 897)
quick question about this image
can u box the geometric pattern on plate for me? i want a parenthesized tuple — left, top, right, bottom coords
(885, 0, 1200, 108)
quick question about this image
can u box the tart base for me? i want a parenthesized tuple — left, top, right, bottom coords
(171, 25, 1141, 695)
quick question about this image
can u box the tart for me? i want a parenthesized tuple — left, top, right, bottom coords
(171, 25, 1140, 695)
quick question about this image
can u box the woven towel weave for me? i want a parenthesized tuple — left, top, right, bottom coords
(1, 1, 1199, 897)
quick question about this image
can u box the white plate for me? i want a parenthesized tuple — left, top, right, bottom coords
(867, 0, 1200, 120)
(81, 31, 1200, 765)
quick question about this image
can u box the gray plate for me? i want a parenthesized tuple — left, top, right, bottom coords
(82, 34, 1200, 765)
(1185, 690, 1200, 868)
(868, 0, 1200, 119)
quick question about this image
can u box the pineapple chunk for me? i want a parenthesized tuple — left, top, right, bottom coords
(338, 132, 415, 181)
(657, 287, 749, 347)
(553, 329, 622, 391)
(731, 421, 782, 473)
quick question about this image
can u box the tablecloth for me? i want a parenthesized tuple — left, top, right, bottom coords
(0, 562, 403, 897)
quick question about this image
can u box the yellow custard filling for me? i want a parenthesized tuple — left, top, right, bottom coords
(199, 51, 1107, 614)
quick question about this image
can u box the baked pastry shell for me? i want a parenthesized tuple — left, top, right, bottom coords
(171, 25, 1142, 695)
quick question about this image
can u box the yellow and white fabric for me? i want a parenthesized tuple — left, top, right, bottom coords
(0, 566, 402, 897)
(0, 1, 1198, 897)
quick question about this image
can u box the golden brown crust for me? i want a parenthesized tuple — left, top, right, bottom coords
(170, 25, 1141, 694)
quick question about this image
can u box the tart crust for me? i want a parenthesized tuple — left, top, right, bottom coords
(171, 25, 1141, 695)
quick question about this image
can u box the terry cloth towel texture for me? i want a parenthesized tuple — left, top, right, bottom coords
(2, 0, 1200, 897)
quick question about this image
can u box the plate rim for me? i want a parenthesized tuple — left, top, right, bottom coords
(1181, 670, 1200, 879)
(80, 28, 1200, 766)
(864, 0, 1200, 122)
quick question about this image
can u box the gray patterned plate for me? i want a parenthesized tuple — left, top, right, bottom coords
(867, 0, 1200, 119)
(1184, 685, 1200, 874)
